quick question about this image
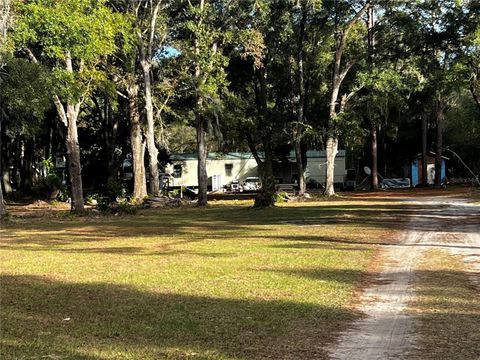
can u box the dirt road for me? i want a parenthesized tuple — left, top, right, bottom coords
(329, 196, 480, 360)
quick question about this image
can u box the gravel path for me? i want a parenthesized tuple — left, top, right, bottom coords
(329, 196, 480, 360)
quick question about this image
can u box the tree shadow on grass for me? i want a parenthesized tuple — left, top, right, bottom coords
(268, 266, 480, 358)
(265, 267, 480, 295)
(269, 242, 370, 251)
(265, 268, 363, 285)
(2, 228, 478, 258)
(267, 236, 480, 251)
(0, 244, 236, 258)
(408, 268, 480, 359)
(0, 274, 357, 360)
(1, 201, 478, 255)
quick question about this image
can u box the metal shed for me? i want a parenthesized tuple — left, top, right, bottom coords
(411, 152, 449, 187)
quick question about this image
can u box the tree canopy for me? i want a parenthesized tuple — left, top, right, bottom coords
(0, 0, 479, 214)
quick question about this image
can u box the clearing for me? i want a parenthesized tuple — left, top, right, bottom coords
(1, 188, 479, 359)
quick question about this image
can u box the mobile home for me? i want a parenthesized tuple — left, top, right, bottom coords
(165, 150, 346, 190)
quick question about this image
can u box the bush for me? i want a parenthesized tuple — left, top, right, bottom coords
(168, 188, 180, 198)
(274, 192, 288, 203)
(37, 158, 67, 201)
(307, 178, 320, 189)
(97, 195, 138, 215)
(104, 181, 125, 202)
(116, 200, 138, 215)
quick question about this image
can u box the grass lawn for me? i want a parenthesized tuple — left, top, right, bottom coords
(409, 250, 480, 360)
(1, 197, 401, 359)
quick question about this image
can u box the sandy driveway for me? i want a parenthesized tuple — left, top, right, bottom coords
(329, 196, 480, 360)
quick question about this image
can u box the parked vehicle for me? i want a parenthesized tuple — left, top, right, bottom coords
(242, 177, 261, 192)
(231, 179, 241, 193)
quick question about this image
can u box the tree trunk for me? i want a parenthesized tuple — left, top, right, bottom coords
(135, 0, 162, 195)
(127, 83, 147, 201)
(11, 138, 20, 190)
(245, 132, 264, 174)
(470, 79, 480, 113)
(0, 180, 5, 220)
(325, 136, 338, 196)
(1, 119, 12, 194)
(0, 0, 10, 41)
(324, 64, 341, 197)
(370, 123, 378, 191)
(141, 61, 160, 196)
(421, 113, 428, 186)
(254, 139, 275, 208)
(0, 112, 6, 218)
(65, 103, 85, 213)
(50, 117, 61, 175)
(246, 131, 275, 207)
(45, 115, 52, 160)
(324, 71, 340, 196)
(21, 137, 34, 194)
(50, 52, 85, 213)
(294, 141, 305, 194)
(193, 0, 210, 207)
(19, 140, 25, 192)
(367, 3, 377, 191)
(196, 114, 208, 206)
(434, 101, 444, 188)
(104, 99, 119, 184)
(324, 3, 370, 197)
(253, 65, 276, 207)
(0, 0, 9, 217)
(294, 3, 307, 196)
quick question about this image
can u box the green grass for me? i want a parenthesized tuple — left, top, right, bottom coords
(409, 250, 480, 360)
(0, 200, 396, 359)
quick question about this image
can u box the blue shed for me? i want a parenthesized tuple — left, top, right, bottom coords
(411, 152, 448, 187)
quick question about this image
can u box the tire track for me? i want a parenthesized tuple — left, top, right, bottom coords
(329, 196, 480, 360)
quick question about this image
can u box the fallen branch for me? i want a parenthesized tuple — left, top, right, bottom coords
(444, 147, 480, 186)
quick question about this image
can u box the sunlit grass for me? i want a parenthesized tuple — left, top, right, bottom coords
(409, 250, 480, 359)
(1, 199, 396, 359)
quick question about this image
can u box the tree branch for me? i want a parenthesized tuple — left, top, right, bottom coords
(244, 130, 264, 168)
(335, 2, 371, 81)
(469, 83, 480, 112)
(25, 48, 69, 127)
(116, 90, 129, 100)
(338, 59, 357, 84)
(147, 1, 162, 59)
(339, 84, 364, 114)
(25, 48, 38, 63)
(53, 95, 68, 127)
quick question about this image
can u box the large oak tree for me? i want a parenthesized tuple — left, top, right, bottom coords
(15, 0, 127, 212)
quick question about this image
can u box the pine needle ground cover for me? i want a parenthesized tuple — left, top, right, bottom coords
(1, 199, 398, 359)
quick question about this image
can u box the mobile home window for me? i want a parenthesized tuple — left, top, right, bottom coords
(225, 163, 233, 176)
(173, 164, 182, 178)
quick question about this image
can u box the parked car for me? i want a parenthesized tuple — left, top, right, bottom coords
(242, 177, 261, 192)
(231, 179, 241, 193)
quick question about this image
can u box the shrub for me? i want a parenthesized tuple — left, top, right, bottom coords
(274, 192, 288, 203)
(37, 158, 67, 201)
(97, 195, 137, 215)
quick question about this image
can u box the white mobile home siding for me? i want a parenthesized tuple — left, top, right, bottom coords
(166, 154, 259, 188)
(166, 151, 346, 187)
(306, 156, 346, 185)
